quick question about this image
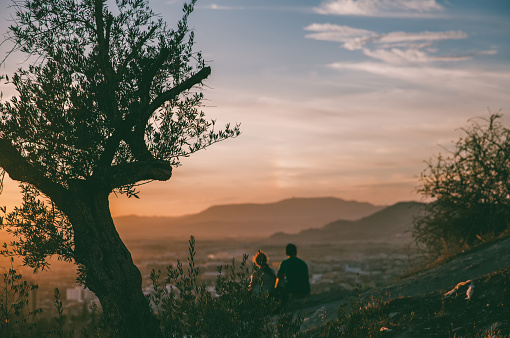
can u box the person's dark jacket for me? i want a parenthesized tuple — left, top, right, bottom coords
(277, 256, 310, 297)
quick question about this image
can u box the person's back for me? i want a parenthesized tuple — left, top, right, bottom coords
(253, 265, 277, 294)
(249, 251, 277, 295)
(277, 244, 310, 297)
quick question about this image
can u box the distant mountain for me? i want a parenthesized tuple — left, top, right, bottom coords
(114, 197, 385, 240)
(268, 201, 426, 244)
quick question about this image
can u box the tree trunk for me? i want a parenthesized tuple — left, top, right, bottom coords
(61, 185, 158, 337)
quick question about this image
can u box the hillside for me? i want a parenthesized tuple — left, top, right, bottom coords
(299, 235, 510, 336)
(269, 201, 425, 244)
(114, 197, 384, 240)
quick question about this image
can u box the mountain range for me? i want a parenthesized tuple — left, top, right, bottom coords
(114, 197, 385, 240)
(268, 201, 425, 244)
(0, 197, 426, 244)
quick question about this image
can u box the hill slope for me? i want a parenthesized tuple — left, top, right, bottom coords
(300, 235, 510, 336)
(269, 201, 425, 243)
(115, 197, 384, 240)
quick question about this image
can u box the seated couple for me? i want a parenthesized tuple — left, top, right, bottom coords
(248, 243, 310, 298)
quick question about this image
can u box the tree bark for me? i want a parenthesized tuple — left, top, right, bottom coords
(61, 184, 158, 337)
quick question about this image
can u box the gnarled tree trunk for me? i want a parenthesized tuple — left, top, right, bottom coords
(61, 185, 157, 337)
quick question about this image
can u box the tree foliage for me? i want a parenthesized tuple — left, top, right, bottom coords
(1, 184, 74, 271)
(0, 0, 240, 268)
(0, 0, 239, 195)
(413, 113, 510, 257)
(0, 0, 240, 335)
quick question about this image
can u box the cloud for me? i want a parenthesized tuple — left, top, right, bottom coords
(362, 47, 471, 64)
(305, 23, 469, 64)
(304, 24, 467, 46)
(314, 0, 445, 18)
(327, 62, 510, 94)
(304, 23, 374, 47)
(379, 31, 467, 43)
(476, 50, 498, 56)
(199, 4, 238, 10)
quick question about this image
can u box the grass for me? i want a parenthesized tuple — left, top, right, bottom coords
(306, 265, 509, 337)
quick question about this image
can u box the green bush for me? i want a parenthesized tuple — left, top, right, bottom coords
(413, 113, 510, 258)
(148, 236, 304, 337)
(0, 257, 41, 337)
(0, 237, 305, 337)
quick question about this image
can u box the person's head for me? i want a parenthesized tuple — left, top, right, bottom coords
(285, 243, 297, 257)
(253, 250, 268, 268)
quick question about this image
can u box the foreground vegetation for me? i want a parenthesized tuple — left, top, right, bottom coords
(3, 235, 509, 337)
(1, 237, 304, 337)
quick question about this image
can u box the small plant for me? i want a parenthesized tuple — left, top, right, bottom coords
(0, 255, 102, 337)
(51, 287, 75, 337)
(0, 257, 41, 337)
(148, 236, 304, 337)
(320, 280, 393, 337)
(276, 311, 305, 338)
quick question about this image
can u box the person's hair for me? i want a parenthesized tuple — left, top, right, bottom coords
(253, 250, 268, 268)
(285, 243, 297, 256)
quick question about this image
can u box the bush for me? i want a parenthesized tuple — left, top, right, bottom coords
(0, 236, 305, 337)
(0, 257, 41, 337)
(0, 261, 99, 337)
(413, 113, 510, 258)
(319, 281, 392, 337)
(148, 236, 304, 337)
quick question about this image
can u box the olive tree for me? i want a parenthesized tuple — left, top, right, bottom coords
(0, 0, 239, 335)
(413, 114, 510, 258)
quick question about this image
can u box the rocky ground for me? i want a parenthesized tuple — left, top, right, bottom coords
(298, 236, 510, 337)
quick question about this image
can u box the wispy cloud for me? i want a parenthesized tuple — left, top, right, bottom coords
(197, 4, 309, 12)
(327, 62, 510, 93)
(362, 48, 469, 63)
(314, 0, 445, 18)
(198, 4, 239, 10)
(305, 23, 470, 64)
(303, 23, 374, 47)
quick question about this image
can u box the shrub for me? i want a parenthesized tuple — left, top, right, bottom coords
(0, 257, 41, 337)
(318, 280, 394, 337)
(148, 236, 304, 337)
(0, 236, 304, 337)
(413, 113, 510, 258)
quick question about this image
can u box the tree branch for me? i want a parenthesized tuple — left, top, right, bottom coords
(126, 66, 212, 158)
(100, 66, 212, 168)
(94, 0, 105, 46)
(0, 139, 67, 203)
(108, 159, 172, 190)
(142, 66, 211, 127)
(96, 48, 180, 169)
(145, 47, 171, 85)
(96, 131, 124, 169)
(117, 25, 160, 80)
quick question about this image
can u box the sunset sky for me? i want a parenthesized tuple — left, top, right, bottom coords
(1, 0, 509, 217)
